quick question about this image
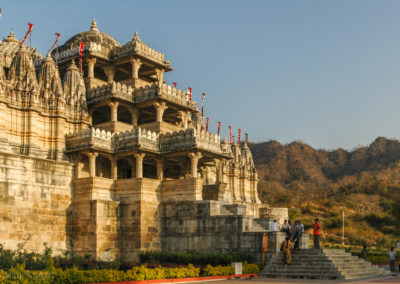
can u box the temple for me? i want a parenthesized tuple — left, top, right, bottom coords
(0, 20, 288, 261)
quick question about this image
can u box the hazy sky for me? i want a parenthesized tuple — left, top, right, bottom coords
(2, 1, 400, 150)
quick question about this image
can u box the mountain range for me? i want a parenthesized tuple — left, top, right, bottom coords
(249, 137, 400, 246)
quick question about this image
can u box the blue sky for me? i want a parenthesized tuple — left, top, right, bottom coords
(2, 0, 400, 150)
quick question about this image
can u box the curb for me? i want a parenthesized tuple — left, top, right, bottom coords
(91, 274, 259, 284)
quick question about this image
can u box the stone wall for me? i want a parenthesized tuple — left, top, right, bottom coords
(0, 152, 73, 252)
(116, 178, 162, 261)
(260, 207, 288, 225)
(161, 201, 266, 262)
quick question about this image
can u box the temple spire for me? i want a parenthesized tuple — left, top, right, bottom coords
(91, 18, 98, 31)
(133, 31, 141, 41)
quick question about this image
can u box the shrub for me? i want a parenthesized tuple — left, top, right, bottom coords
(243, 261, 260, 274)
(203, 265, 235, 276)
(138, 251, 249, 266)
(0, 264, 202, 283)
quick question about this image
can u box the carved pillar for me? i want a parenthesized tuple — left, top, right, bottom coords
(188, 152, 202, 178)
(103, 66, 116, 83)
(130, 108, 139, 126)
(177, 110, 190, 129)
(214, 159, 223, 182)
(154, 101, 168, 123)
(86, 57, 97, 79)
(130, 58, 142, 84)
(200, 166, 208, 184)
(156, 158, 164, 180)
(155, 69, 164, 83)
(111, 157, 118, 180)
(108, 101, 119, 122)
(88, 152, 98, 177)
(134, 153, 145, 178)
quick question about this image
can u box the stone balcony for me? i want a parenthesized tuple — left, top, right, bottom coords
(159, 128, 223, 155)
(65, 128, 114, 153)
(135, 83, 197, 110)
(66, 126, 227, 157)
(86, 82, 134, 105)
(86, 82, 197, 111)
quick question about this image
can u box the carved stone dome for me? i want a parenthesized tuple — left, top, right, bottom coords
(58, 19, 121, 52)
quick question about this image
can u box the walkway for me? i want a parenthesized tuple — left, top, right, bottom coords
(201, 274, 400, 284)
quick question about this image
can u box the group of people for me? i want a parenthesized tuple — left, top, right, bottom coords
(276, 219, 305, 265)
(274, 218, 321, 266)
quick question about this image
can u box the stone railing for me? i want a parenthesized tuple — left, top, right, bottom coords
(159, 128, 221, 153)
(52, 47, 79, 63)
(66, 126, 226, 156)
(195, 130, 221, 153)
(52, 43, 111, 63)
(159, 129, 196, 153)
(86, 82, 134, 104)
(112, 41, 165, 62)
(115, 127, 158, 152)
(66, 127, 114, 152)
(134, 83, 197, 109)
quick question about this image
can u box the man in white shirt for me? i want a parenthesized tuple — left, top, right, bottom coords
(388, 247, 397, 272)
(271, 220, 279, 232)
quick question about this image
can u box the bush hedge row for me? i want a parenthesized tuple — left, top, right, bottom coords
(138, 251, 250, 266)
(0, 262, 260, 284)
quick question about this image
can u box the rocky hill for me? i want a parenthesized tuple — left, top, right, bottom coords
(249, 137, 400, 246)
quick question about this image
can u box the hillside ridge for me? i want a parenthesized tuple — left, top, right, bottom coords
(249, 136, 400, 246)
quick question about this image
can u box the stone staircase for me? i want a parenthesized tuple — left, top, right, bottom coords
(262, 248, 387, 280)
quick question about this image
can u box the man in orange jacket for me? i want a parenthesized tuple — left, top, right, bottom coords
(313, 218, 321, 249)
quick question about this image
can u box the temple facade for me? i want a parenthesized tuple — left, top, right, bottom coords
(0, 20, 287, 261)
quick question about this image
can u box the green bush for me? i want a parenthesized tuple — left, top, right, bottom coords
(203, 265, 235, 276)
(242, 261, 260, 274)
(0, 264, 202, 284)
(138, 251, 249, 266)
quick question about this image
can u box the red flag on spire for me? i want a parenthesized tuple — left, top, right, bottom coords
(188, 87, 192, 101)
(20, 23, 33, 46)
(173, 82, 177, 88)
(79, 42, 85, 75)
(238, 129, 241, 144)
(206, 117, 209, 132)
(201, 93, 206, 117)
(48, 33, 60, 55)
(218, 122, 221, 136)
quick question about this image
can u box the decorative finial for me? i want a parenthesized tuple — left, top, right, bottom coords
(5, 29, 18, 42)
(91, 18, 98, 31)
(133, 31, 141, 41)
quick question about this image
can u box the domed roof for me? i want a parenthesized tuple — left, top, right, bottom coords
(58, 19, 121, 52)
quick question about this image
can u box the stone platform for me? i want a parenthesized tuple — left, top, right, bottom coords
(262, 248, 387, 280)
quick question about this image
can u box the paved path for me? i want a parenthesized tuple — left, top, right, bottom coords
(200, 274, 400, 284)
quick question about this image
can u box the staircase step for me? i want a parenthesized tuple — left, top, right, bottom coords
(262, 248, 389, 280)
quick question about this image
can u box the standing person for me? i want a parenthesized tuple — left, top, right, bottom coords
(313, 218, 321, 249)
(280, 220, 291, 237)
(294, 220, 304, 251)
(290, 220, 297, 240)
(272, 220, 279, 232)
(388, 247, 397, 272)
(281, 237, 292, 266)
(361, 245, 368, 261)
